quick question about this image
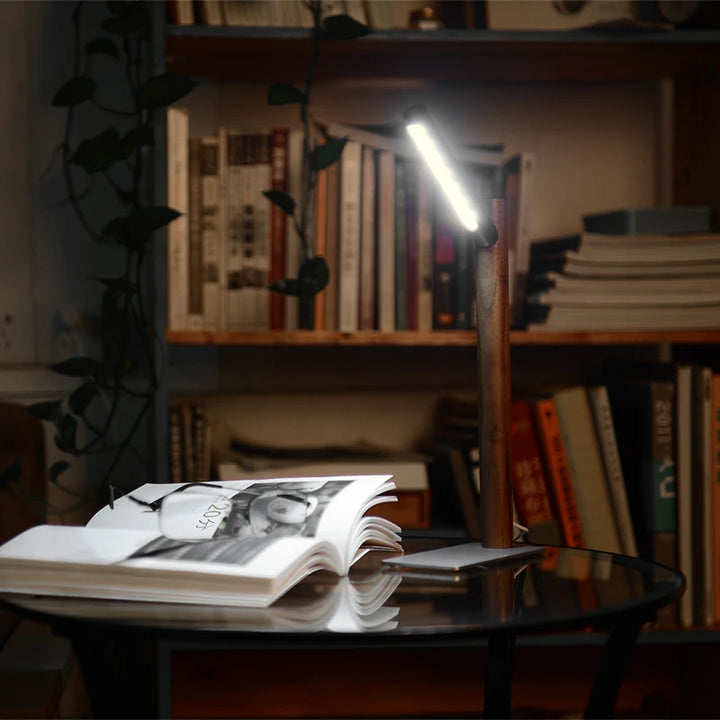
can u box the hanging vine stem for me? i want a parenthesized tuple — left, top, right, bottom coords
(264, 2, 371, 320)
(27, 0, 196, 507)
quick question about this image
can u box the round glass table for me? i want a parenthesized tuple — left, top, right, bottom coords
(2, 538, 684, 719)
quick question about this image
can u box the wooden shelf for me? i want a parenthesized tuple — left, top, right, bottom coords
(166, 329, 720, 347)
(165, 27, 720, 84)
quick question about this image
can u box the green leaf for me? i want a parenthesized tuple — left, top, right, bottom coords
(52, 76, 97, 106)
(269, 277, 302, 296)
(137, 74, 197, 109)
(85, 37, 120, 58)
(267, 83, 306, 106)
(311, 137, 347, 171)
(69, 381, 98, 415)
(263, 190, 295, 215)
(70, 128, 122, 173)
(0, 460, 21, 487)
(27, 399, 63, 422)
(298, 256, 330, 296)
(55, 414, 78, 454)
(51, 356, 100, 378)
(120, 126, 154, 157)
(101, 206, 181, 245)
(322, 14, 372, 40)
(102, 1, 151, 36)
(49, 460, 71, 483)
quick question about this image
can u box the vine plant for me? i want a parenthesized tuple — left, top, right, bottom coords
(25, 0, 196, 510)
(264, 1, 370, 328)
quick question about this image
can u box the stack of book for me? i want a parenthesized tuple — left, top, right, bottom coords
(167, 108, 535, 333)
(432, 360, 720, 628)
(525, 207, 720, 331)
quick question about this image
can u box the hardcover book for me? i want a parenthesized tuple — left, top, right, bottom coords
(582, 206, 711, 235)
(0, 476, 401, 608)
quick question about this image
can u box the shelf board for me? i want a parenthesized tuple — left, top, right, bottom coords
(165, 329, 720, 347)
(165, 27, 720, 83)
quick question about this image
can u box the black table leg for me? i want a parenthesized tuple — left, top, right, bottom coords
(584, 616, 644, 719)
(484, 630, 515, 719)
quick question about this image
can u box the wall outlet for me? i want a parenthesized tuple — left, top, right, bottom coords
(0, 297, 34, 364)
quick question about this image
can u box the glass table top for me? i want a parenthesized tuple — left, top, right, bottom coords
(2, 538, 684, 638)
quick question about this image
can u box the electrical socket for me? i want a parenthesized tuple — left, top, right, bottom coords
(0, 297, 34, 364)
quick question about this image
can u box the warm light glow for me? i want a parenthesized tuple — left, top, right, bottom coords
(405, 118, 480, 233)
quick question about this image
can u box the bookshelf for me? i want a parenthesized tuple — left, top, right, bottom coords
(155, 16, 720, 715)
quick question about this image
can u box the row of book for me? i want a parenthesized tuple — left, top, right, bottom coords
(166, 107, 536, 333)
(168, 0, 483, 30)
(433, 360, 720, 629)
(525, 206, 720, 331)
(168, 401, 212, 484)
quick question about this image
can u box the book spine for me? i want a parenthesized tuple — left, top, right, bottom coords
(269, 127, 288, 330)
(199, 136, 221, 331)
(712, 373, 720, 623)
(404, 161, 419, 331)
(416, 165, 434, 333)
(323, 161, 340, 331)
(284, 129, 303, 330)
(166, 107, 189, 331)
(187, 137, 204, 330)
(338, 140, 362, 332)
(675, 364, 694, 628)
(553, 386, 623, 555)
(454, 222, 474, 329)
(168, 404, 184, 483)
(216, 126, 228, 330)
(393, 157, 408, 331)
(251, 132, 272, 330)
(376, 150, 395, 333)
(692, 364, 714, 626)
(358, 145, 377, 330)
(507, 152, 536, 328)
(510, 399, 561, 545)
(531, 397, 585, 548)
(587, 385, 638, 557)
(224, 129, 245, 330)
(313, 166, 328, 330)
(432, 211, 457, 330)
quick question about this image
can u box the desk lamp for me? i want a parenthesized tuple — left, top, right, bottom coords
(403, 105, 517, 557)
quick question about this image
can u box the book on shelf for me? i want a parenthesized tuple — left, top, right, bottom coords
(582, 206, 711, 235)
(0, 476, 401, 607)
(712, 373, 720, 623)
(313, 164, 329, 330)
(376, 149, 396, 332)
(166, 107, 190, 332)
(530, 397, 585, 549)
(269, 127, 289, 330)
(509, 399, 562, 546)
(691, 364, 714, 626)
(199, 135, 222, 331)
(605, 379, 677, 626)
(416, 165, 434, 333)
(284, 128, 304, 330)
(338, 139, 363, 332)
(552, 386, 623, 555)
(359, 145, 377, 330)
(187, 137, 204, 330)
(502, 152, 536, 328)
(168, 401, 212, 484)
(323, 160, 341, 331)
(586, 386, 638, 558)
(393, 156, 409, 331)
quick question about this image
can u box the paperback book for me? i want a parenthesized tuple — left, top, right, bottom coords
(0, 476, 401, 608)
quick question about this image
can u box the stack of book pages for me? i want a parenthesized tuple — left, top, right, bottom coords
(525, 208, 720, 331)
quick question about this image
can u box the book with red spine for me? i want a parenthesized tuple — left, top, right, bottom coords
(510, 399, 562, 545)
(268, 127, 288, 330)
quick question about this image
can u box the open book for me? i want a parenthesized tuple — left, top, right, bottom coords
(0, 475, 401, 607)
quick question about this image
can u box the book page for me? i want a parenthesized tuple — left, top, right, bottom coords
(88, 476, 400, 574)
